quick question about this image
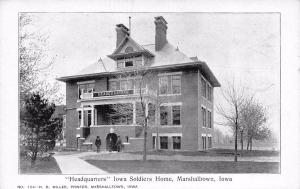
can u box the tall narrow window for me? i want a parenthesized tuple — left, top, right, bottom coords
(208, 86, 212, 101)
(172, 75, 181, 94)
(208, 111, 212, 128)
(202, 107, 206, 127)
(160, 106, 168, 125)
(202, 136, 207, 150)
(87, 110, 91, 126)
(160, 136, 168, 149)
(172, 136, 181, 150)
(172, 105, 181, 125)
(152, 136, 156, 149)
(159, 76, 168, 94)
(202, 78, 206, 98)
(78, 111, 82, 126)
(208, 136, 212, 148)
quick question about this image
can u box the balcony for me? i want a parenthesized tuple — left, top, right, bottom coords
(80, 87, 157, 101)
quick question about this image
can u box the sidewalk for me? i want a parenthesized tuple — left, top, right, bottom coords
(54, 152, 108, 174)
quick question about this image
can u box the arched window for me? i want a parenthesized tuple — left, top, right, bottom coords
(125, 46, 134, 53)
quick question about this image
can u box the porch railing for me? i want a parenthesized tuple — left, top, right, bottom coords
(80, 86, 157, 100)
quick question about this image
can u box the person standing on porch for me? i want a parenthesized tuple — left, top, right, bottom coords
(95, 136, 102, 153)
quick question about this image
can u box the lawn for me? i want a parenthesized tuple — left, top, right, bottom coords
(86, 160, 280, 173)
(129, 149, 280, 157)
(20, 157, 61, 174)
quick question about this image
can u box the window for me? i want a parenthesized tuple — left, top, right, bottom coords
(120, 80, 127, 90)
(172, 136, 181, 150)
(125, 61, 133, 67)
(160, 136, 168, 149)
(201, 78, 206, 98)
(135, 56, 143, 67)
(202, 107, 206, 127)
(109, 80, 119, 91)
(116, 55, 144, 69)
(127, 79, 134, 90)
(202, 77, 212, 101)
(202, 136, 206, 150)
(125, 46, 134, 53)
(172, 75, 181, 94)
(117, 60, 124, 69)
(160, 106, 168, 125)
(208, 136, 212, 148)
(152, 136, 156, 149)
(172, 105, 181, 125)
(159, 74, 181, 95)
(159, 76, 168, 94)
(207, 85, 212, 101)
(78, 83, 94, 99)
(87, 110, 91, 126)
(109, 79, 136, 91)
(78, 111, 82, 126)
(208, 111, 212, 128)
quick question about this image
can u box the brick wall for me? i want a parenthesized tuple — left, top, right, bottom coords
(65, 81, 80, 148)
(181, 70, 199, 151)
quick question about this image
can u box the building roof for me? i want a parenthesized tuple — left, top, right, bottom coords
(108, 35, 154, 59)
(57, 42, 220, 87)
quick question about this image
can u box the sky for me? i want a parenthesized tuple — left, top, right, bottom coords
(25, 13, 280, 138)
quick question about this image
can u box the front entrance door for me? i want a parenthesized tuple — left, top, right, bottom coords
(106, 132, 118, 151)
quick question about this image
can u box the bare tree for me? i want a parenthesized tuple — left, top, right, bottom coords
(217, 79, 245, 162)
(106, 68, 168, 161)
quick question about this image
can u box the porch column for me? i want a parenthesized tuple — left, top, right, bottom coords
(94, 108, 97, 125)
(80, 106, 84, 127)
(133, 102, 136, 124)
(91, 105, 95, 126)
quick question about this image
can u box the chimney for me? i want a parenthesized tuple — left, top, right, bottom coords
(155, 16, 168, 51)
(116, 24, 129, 47)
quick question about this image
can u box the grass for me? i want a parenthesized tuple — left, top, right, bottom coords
(128, 149, 279, 157)
(20, 156, 61, 174)
(86, 160, 279, 173)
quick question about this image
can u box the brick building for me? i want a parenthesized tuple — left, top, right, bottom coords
(57, 16, 220, 151)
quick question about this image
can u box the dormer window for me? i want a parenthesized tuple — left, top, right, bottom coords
(116, 55, 143, 69)
(125, 60, 133, 67)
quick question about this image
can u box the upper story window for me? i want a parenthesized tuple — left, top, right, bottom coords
(201, 76, 212, 101)
(125, 46, 134, 53)
(207, 110, 212, 128)
(202, 107, 206, 127)
(117, 55, 143, 69)
(159, 73, 181, 95)
(78, 82, 95, 99)
(109, 78, 135, 91)
(125, 61, 133, 67)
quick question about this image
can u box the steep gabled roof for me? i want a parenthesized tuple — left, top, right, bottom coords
(108, 35, 154, 60)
